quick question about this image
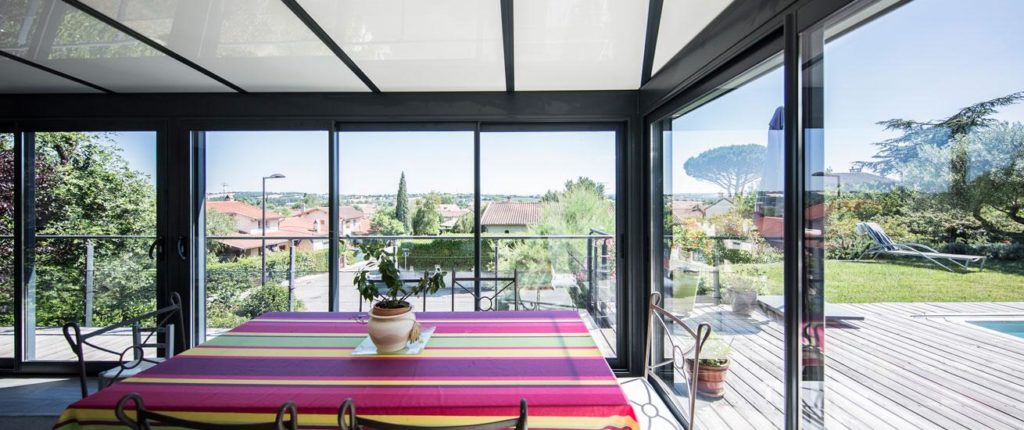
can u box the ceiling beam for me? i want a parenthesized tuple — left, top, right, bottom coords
(280, 0, 381, 93)
(0, 49, 114, 94)
(641, 0, 665, 85)
(60, 0, 247, 93)
(500, 0, 515, 93)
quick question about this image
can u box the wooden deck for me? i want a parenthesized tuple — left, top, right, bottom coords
(655, 301, 1024, 430)
(0, 327, 146, 361)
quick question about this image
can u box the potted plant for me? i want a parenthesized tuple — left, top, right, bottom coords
(685, 336, 732, 399)
(725, 275, 765, 315)
(353, 241, 445, 353)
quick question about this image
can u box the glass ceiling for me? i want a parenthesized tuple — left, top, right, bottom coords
(0, 0, 732, 94)
(0, 0, 229, 92)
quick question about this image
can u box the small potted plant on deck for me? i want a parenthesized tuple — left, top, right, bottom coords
(353, 241, 446, 353)
(685, 336, 732, 399)
(725, 275, 765, 315)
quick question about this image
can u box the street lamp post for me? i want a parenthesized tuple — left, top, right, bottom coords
(262, 173, 286, 285)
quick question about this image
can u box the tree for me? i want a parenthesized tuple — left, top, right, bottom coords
(370, 208, 406, 235)
(395, 172, 410, 231)
(450, 211, 475, 234)
(541, 177, 607, 203)
(0, 132, 158, 326)
(412, 193, 442, 235)
(683, 144, 766, 197)
(856, 92, 1024, 240)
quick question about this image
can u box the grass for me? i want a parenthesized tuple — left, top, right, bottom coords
(748, 259, 1024, 303)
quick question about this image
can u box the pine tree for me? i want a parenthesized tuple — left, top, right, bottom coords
(395, 172, 410, 231)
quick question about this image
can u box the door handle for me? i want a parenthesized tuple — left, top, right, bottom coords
(149, 236, 164, 260)
(176, 236, 187, 261)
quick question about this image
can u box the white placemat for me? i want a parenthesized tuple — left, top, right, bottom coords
(352, 325, 436, 356)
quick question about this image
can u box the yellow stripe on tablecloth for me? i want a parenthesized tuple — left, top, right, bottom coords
(181, 347, 603, 358)
(59, 408, 639, 430)
(124, 377, 618, 386)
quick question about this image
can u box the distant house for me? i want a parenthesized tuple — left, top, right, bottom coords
(438, 204, 470, 232)
(480, 202, 543, 234)
(207, 200, 283, 235)
(289, 205, 367, 236)
(207, 199, 288, 257)
(207, 200, 369, 257)
(703, 198, 733, 217)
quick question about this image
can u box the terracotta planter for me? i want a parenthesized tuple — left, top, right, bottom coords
(685, 358, 730, 399)
(368, 305, 416, 353)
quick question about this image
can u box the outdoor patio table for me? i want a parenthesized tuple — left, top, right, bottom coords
(55, 311, 639, 429)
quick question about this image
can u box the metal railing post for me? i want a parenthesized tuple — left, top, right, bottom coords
(586, 236, 594, 314)
(288, 241, 296, 312)
(713, 238, 722, 305)
(85, 239, 94, 327)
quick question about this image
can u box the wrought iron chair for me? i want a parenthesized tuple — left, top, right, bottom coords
(116, 393, 298, 430)
(337, 398, 527, 430)
(642, 292, 713, 430)
(63, 292, 186, 398)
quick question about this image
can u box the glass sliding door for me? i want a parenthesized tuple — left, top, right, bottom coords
(200, 131, 330, 340)
(0, 131, 12, 361)
(337, 128, 475, 312)
(28, 131, 157, 361)
(651, 57, 785, 427)
(480, 127, 621, 359)
(802, 0, 1024, 428)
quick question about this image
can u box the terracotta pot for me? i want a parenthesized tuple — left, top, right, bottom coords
(368, 305, 416, 353)
(685, 358, 730, 399)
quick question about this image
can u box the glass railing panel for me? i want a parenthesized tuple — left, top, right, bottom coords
(31, 237, 157, 362)
(205, 237, 329, 337)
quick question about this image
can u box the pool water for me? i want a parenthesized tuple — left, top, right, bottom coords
(970, 321, 1024, 339)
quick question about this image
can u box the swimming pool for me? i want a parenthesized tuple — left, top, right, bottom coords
(970, 320, 1024, 339)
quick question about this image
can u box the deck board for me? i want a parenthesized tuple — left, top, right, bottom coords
(653, 301, 1024, 430)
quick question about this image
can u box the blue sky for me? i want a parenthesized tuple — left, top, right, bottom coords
(105, 0, 1022, 197)
(669, 0, 1024, 194)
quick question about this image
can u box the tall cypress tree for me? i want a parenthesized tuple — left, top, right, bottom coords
(395, 171, 410, 231)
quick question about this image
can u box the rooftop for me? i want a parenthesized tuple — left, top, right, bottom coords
(480, 201, 543, 226)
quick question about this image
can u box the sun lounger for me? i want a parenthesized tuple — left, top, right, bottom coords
(855, 222, 986, 272)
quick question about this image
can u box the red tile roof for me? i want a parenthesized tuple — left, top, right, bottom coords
(207, 200, 283, 220)
(480, 202, 543, 226)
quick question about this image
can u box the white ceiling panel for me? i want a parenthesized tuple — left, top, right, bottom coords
(514, 0, 648, 91)
(297, 0, 505, 92)
(0, 0, 229, 93)
(652, 0, 732, 75)
(77, 0, 369, 92)
(0, 55, 101, 93)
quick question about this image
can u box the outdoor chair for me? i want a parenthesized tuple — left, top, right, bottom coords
(855, 222, 987, 272)
(641, 292, 713, 430)
(63, 292, 185, 398)
(338, 398, 527, 430)
(116, 393, 298, 430)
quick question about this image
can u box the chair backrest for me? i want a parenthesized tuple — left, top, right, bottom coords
(856, 222, 896, 249)
(116, 393, 298, 430)
(644, 292, 712, 430)
(338, 398, 527, 430)
(63, 292, 187, 398)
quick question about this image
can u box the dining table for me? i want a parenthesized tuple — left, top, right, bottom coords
(55, 310, 639, 429)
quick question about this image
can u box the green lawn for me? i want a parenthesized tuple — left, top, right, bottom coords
(754, 259, 1024, 303)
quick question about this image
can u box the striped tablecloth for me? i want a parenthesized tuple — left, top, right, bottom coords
(56, 311, 638, 429)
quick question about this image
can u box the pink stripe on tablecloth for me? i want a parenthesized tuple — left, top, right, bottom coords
(141, 356, 614, 378)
